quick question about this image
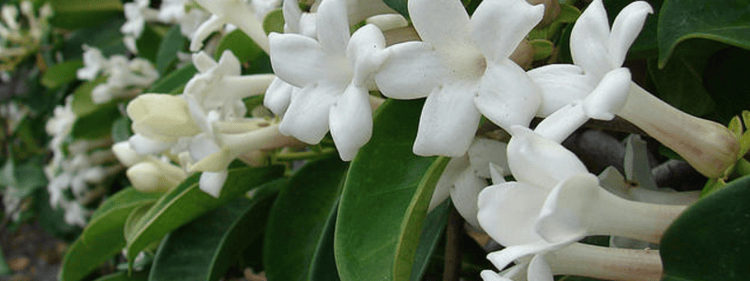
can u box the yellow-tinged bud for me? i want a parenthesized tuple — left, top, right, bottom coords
(127, 94, 202, 141)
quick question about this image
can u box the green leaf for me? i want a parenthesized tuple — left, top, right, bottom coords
(262, 9, 284, 35)
(124, 165, 284, 262)
(530, 39, 554, 61)
(70, 76, 109, 117)
(71, 105, 121, 140)
(147, 63, 197, 94)
(124, 203, 155, 241)
(661, 175, 750, 281)
(93, 270, 149, 281)
(155, 25, 186, 75)
(309, 206, 341, 281)
(647, 55, 715, 117)
(49, 0, 123, 30)
(63, 18, 127, 59)
(112, 115, 133, 143)
(383, 0, 408, 19)
(42, 60, 84, 89)
(149, 190, 278, 281)
(702, 47, 750, 122)
(409, 200, 450, 281)
(263, 158, 348, 281)
(335, 99, 449, 281)
(214, 29, 263, 64)
(136, 25, 164, 64)
(657, 0, 750, 67)
(60, 188, 161, 281)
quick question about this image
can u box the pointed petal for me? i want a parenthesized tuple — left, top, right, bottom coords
(489, 163, 506, 185)
(507, 126, 588, 189)
(468, 138, 509, 178)
(527, 64, 591, 116)
(583, 67, 631, 120)
(413, 82, 481, 157)
(216, 49, 242, 76)
(263, 77, 296, 116)
(279, 82, 340, 144)
(345, 0, 397, 25)
(450, 167, 486, 228)
(475, 60, 541, 132)
(471, 0, 544, 61)
(609, 1, 653, 67)
(269, 32, 340, 86)
(329, 85, 373, 161)
(282, 0, 302, 33)
(193, 51, 218, 73)
(486, 241, 564, 272)
(316, 0, 349, 55)
(190, 15, 225, 51)
(408, 0, 471, 47)
(527, 255, 554, 281)
(477, 182, 547, 246)
(199, 170, 228, 198)
(430, 156, 470, 211)
(536, 173, 600, 243)
(375, 42, 446, 99)
(533, 103, 588, 143)
(481, 270, 514, 281)
(347, 24, 388, 87)
(570, 0, 614, 80)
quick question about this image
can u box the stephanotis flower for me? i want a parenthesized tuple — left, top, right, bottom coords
(527, 0, 738, 177)
(268, 0, 390, 161)
(191, 0, 271, 52)
(374, 0, 544, 157)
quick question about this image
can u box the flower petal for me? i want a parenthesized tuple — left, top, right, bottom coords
(471, 0, 544, 61)
(269, 33, 332, 87)
(279, 82, 340, 144)
(408, 0, 471, 48)
(480, 270, 514, 281)
(263, 77, 296, 116)
(316, 0, 349, 55)
(375, 41, 446, 99)
(485, 241, 566, 273)
(347, 24, 388, 87)
(583, 67, 631, 120)
(475, 59, 541, 132)
(193, 51, 218, 73)
(570, 0, 614, 80)
(215, 49, 242, 76)
(199, 170, 228, 198)
(507, 126, 588, 189)
(532, 103, 588, 143)
(468, 138, 509, 178)
(535, 173, 600, 243)
(430, 155, 469, 211)
(527, 255, 554, 281)
(190, 15, 224, 51)
(329, 84, 372, 161)
(282, 0, 302, 33)
(128, 134, 175, 154)
(477, 182, 547, 246)
(527, 64, 592, 117)
(413, 81, 481, 157)
(450, 167, 486, 228)
(608, 1, 653, 67)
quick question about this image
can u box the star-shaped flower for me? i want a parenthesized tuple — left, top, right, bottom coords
(374, 0, 544, 157)
(269, 0, 389, 160)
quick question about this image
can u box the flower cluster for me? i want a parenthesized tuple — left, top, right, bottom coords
(0, 1, 52, 73)
(44, 97, 123, 227)
(77, 46, 159, 104)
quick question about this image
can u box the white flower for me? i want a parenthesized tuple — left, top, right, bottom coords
(191, 0, 269, 52)
(77, 46, 107, 81)
(268, 0, 389, 161)
(374, 0, 544, 157)
(121, 0, 159, 38)
(158, 0, 188, 22)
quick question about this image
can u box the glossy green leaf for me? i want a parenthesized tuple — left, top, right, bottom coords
(71, 105, 121, 140)
(124, 203, 155, 241)
(702, 47, 750, 122)
(93, 271, 149, 281)
(112, 115, 133, 143)
(155, 25, 186, 75)
(70, 76, 110, 117)
(264, 158, 348, 281)
(124, 165, 284, 262)
(147, 63, 197, 94)
(661, 175, 750, 281)
(262, 9, 284, 35)
(657, 0, 750, 67)
(309, 206, 341, 281)
(647, 55, 715, 117)
(136, 25, 164, 64)
(60, 189, 162, 281)
(49, 0, 123, 30)
(214, 29, 263, 64)
(62, 18, 127, 59)
(410, 200, 450, 281)
(149, 189, 279, 281)
(335, 99, 449, 281)
(41, 60, 84, 89)
(383, 0, 408, 19)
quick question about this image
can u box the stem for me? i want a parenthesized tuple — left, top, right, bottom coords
(618, 83, 739, 178)
(548, 243, 662, 281)
(443, 207, 462, 281)
(273, 147, 337, 161)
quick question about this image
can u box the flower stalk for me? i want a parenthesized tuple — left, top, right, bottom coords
(547, 243, 662, 281)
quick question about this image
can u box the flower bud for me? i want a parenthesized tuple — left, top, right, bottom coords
(126, 161, 185, 193)
(127, 94, 202, 142)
